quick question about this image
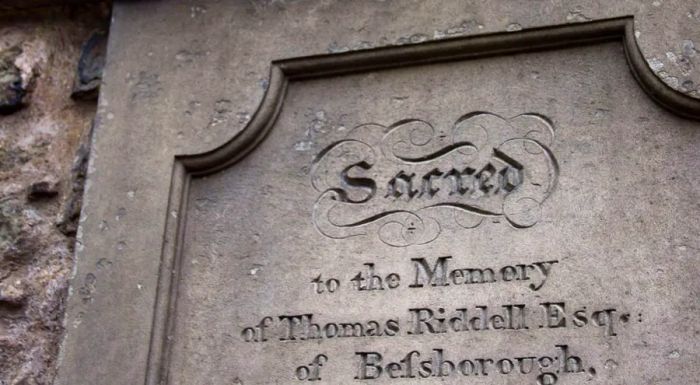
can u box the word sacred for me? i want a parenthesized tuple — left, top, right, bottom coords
(382, 149, 523, 200)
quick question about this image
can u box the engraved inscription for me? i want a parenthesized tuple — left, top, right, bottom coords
(311, 112, 559, 246)
(235, 254, 642, 384)
(152, 17, 699, 385)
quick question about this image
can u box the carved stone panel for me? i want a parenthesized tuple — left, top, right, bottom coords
(144, 19, 699, 385)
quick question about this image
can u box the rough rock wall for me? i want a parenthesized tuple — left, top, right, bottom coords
(0, 4, 109, 384)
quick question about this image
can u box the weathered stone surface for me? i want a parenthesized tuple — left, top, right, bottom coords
(0, 3, 109, 384)
(0, 1, 103, 11)
(0, 47, 25, 115)
(56, 2, 699, 385)
(27, 179, 60, 201)
(57, 120, 93, 237)
(71, 30, 107, 100)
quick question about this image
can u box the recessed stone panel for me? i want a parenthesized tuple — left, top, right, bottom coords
(162, 38, 699, 384)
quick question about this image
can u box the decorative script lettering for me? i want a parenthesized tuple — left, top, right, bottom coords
(310, 112, 559, 246)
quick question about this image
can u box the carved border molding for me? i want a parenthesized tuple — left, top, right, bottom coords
(145, 17, 700, 385)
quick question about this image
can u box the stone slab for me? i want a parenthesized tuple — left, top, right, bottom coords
(56, 1, 699, 385)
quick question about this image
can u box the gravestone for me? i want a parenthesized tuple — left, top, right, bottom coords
(56, 2, 699, 385)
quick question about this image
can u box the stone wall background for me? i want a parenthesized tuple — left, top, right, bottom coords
(0, 4, 109, 384)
